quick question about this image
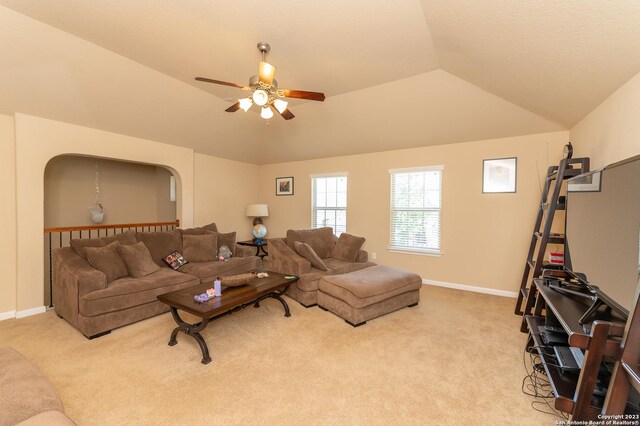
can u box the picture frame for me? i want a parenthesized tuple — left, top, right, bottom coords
(482, 157, 517, 193)
(276, 176, 294, 196)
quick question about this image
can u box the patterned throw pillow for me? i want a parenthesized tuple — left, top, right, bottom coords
(163, 251, 188, 270)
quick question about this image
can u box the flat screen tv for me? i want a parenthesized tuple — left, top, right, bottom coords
(564, 154, 640, 319)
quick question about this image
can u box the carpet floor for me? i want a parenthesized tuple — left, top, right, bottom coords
(0, 286, 557, 425)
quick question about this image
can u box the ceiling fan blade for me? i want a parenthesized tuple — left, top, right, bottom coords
(225, 102, 241, 113)
(259, 62, 276, 85)
(272, 105, 295, 120)
(195, 77, 249, 90)
(281, 89, 325, 102)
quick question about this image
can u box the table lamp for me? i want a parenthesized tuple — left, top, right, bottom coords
(246, 204, 269, 244)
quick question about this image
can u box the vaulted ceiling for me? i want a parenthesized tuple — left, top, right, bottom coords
(1, 1, 639, 164)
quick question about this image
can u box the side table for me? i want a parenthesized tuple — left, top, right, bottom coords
(237, 239, 268, 259)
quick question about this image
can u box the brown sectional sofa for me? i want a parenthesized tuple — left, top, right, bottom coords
(53, 224, 261, 338)
(268, 227, 374, 307)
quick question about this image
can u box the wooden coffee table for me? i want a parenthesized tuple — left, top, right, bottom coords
(157, 272, 298, 364)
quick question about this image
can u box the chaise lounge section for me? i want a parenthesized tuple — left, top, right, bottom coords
(318, 265, 422, 326)
(269, 227, 422, 326)
(268, 227, 374, 307)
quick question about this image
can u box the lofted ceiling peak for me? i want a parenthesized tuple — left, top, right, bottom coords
(1, 1, 639, 163)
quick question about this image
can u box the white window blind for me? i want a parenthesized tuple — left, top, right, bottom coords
(311, 174, 347, 236)
(389, 166, 443, 254)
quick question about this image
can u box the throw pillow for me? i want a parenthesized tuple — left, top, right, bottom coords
(205, 231, 236, 256)
(286, 227, 335, 259)
(85, 241, 129, 283)
(117, 242, 161, 278)
(182, 234, 218, 262)
(294, 241, 328, 271)
(331, 233, 366, 263)
(163, 251, 188, 270)
(136, 230, 182, 266)
(70, 229, 137, 259)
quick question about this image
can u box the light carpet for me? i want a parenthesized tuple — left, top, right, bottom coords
(0, 286, 556, 425)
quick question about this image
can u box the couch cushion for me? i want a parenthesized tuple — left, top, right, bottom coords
(177, 222, 217, 235)
(137, 230, 182, 266)
(179, 256, 261, 284)
(286, 227, 335, 259)
(294, 241, 328, 271)
(70, 229, 137, 259)
(294, 270, 326, 292)
(202, 222, 218, 232)
(319, 265, 422, 308)
(80, 269, 198, 317)
(331, 233, 366, 262)
(178, 227, 207, 235)
(206, 231, 236, 256)
(85, 241, 129, 283)
(0, 347, 65, 425)
(182, 234, 217, 262)
(324, 258, 376, 275)
(118, 242, 161, 278)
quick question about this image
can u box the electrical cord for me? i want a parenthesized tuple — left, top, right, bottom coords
(522, 343, 570, 421)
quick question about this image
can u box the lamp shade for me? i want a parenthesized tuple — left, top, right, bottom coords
(246, 204, 269, 217)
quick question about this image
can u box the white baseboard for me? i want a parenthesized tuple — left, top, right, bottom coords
(0, 310, 16, 321)
(15, 306, 46, 319)
(422, 279, 518, 298)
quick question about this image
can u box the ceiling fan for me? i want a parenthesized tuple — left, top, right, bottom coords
(195, 42, 325, 121)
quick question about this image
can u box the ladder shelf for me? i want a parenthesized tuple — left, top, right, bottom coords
(514, 154, 590, 331)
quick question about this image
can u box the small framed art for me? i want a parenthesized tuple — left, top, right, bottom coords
(276, 176, 294, 196)
(483, 157, 517, 193)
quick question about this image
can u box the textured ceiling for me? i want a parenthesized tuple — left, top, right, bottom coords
(0, 0, 440, 101)
(0, 1, 639, 163)
(421, 0, 640, 127)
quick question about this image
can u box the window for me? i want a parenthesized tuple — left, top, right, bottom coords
(389, 166, 443, 255)
(311, 174, 347, 236)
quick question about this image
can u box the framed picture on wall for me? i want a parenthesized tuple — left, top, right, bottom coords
(483, 157, 517, 193)
(276, 177, 294, 196)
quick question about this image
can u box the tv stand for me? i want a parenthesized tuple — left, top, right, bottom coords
(525, 278, 627, 420)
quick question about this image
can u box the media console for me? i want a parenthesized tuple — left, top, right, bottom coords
(525, 277, 628, 420)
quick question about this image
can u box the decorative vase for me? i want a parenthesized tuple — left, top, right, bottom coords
(90, 203, 104, 224)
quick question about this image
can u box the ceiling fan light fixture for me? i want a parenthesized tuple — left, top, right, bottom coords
(273, 99, 288, 114)
(252, 89, 269, 106)
(238, 97, 253, 112)
(260, 106, 274, 119)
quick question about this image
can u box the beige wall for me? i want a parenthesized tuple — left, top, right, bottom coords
(571, 70, 640, 168)
(259, 132, 569, 294)
(44, 155, 176, 227)
(14, 114, 195, 313)
(0, 114, 16, 315)
(193, 153, 259, 241)
(0, 111, 572, 314)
